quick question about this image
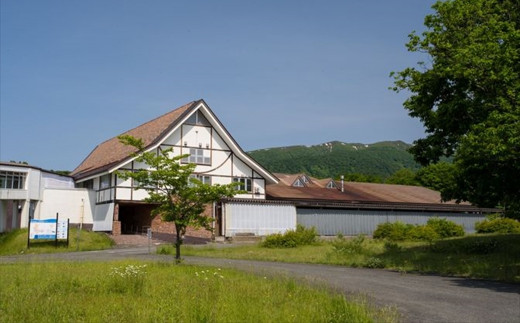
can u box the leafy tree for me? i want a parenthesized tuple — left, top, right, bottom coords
(385, 169, 419, 186)
(416, 162, 457, 200)
(117, 135, 238, 260)
(391, 0, 520, 217)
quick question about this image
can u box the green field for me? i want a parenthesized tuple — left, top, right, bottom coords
(170, 234, 520, 283)
(0, 261, 398, 323)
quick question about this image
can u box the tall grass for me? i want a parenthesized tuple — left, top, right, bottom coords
(0, 228, 114, 255)
(0, 261, 398, 323)
(177, 234, 520, 282)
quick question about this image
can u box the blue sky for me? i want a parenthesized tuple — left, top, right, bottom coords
(1, 0, 434, 171)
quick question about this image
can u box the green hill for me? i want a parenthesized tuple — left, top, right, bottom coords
(247, 141, 420, 179)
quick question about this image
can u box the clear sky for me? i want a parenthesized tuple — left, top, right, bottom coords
(1, 0, 434, 171)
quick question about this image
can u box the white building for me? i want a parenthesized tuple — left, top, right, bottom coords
(71, 99, 296, 237)
(0, 162, 94, 232)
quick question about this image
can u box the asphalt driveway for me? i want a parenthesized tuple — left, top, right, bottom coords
(1, 247, 519, 323)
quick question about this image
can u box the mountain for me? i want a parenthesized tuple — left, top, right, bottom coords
(247, 141, 420, 179)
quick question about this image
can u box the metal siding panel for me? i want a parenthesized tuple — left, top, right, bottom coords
(297, 208, 485, 235)
(225, 202, 296, 237)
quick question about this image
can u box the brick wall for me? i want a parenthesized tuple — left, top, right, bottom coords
(150, 204, 213, 239)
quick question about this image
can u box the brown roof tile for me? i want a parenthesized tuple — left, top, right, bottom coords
(266, 173, 482, 211)
(71, 100, 197, 179)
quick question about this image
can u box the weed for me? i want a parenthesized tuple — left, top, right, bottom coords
(261, 224, 318, 248)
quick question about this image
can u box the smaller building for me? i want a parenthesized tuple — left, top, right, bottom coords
(0, 162, 94, 233)
(267, 173, 499, 235)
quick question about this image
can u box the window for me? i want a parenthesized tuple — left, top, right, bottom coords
(0, 171, 26, 189)
(182, 148, 211, 165)
(190, 174, 211, 186)
(77, 179, 94, 189)
(326, 180, 337, 189)
(293, 178, 304, 187)
(234, 177, 252, 192)
(186, 111, 211, 126)
(99, 174, 111, 189)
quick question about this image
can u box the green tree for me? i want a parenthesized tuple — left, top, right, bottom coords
(391, 0, 520, 217)
(416, 162, 457, 200)
(117, 135, 238, 259)
(385, 169, 419, 186)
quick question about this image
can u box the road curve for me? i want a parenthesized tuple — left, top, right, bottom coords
(1, 247, 519, 323)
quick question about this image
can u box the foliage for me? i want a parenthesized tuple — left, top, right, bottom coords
(373, 222, 413, 241)
(261, 224, 318, 248)
(391, 0, 520, 217)
(183, 234, 520, 282)
(117, 135, 238, 259)
(248, 141, 419, 179)
(373, 219, 464, 242)
(475, 217, 520, 234)
(0, 261, 398, 323)
(109, 264, 147, 294)
(426, 218, 465, 238)
(341, 172, 384, 183)
(331, 234, 367, 255)
(385, 168, 419, 186)
(0, 228, 114, 255)
(416, 162, 457, 199)
(408, 225, 440, 243)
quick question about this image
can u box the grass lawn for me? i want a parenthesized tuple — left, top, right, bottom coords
(0, 228, 114, 255)
(164, 233, 520, 283)
(0, 261, 398, 323)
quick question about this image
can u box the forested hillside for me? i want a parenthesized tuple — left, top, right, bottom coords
(247, 141, 420, 179)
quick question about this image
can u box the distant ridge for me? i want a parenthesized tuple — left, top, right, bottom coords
(247, 140, 419, 179)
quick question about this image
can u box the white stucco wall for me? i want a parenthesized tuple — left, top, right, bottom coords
(40, 189, 95, 225)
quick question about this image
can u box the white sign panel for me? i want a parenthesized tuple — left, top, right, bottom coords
(57, 219, 68, 239)
(29, 218, 68, 240)
(29, 219, 56, 240)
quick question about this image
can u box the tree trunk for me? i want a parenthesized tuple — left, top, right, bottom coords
(175, 224, 183, 260)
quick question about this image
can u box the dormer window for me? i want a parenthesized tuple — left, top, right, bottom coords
(293, 178, 305, 187)
(326, 180, 337, 189)
(301, 175, 310, 184)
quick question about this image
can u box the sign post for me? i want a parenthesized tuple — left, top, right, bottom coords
(27, 213, 69, 248)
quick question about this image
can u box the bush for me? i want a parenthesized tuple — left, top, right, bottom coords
(409, 225, 440, 242)
(373, 222, 413, 241)
(261, 225, 317, 248)
(331, 234, 366, 255)
(475, 217, 520, 234)
(426, 218, 465, 238)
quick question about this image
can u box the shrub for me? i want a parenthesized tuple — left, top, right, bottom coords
(475, 218, 520, 234)
(261, 225, 317, 248)
(426, 218, 465, 238)
(373, 222, 413, 241)
(409, 225, 440, 242)
(331, 234, 366, 255)
(363, 257, 385, 268)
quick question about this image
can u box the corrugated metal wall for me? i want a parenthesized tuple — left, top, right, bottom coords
(297, 208, 485, 236)
(224, 202, 296, 237)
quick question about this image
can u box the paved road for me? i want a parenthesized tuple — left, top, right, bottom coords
(1, 247, 519, 323)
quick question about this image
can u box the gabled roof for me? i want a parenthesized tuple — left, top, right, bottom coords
(267, 173, 499, 213)
(71, 100, 278, 184)
(71, 101, 196, 180)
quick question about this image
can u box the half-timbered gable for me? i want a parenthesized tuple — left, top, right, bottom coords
(71, 100, 278, 233)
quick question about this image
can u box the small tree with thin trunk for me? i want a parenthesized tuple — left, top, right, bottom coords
(117, 135, 238, 260)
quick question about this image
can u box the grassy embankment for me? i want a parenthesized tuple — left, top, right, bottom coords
(0, 261, 398, 323)
(165, 233, 520, 283)
(0, 228, 114, 255)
